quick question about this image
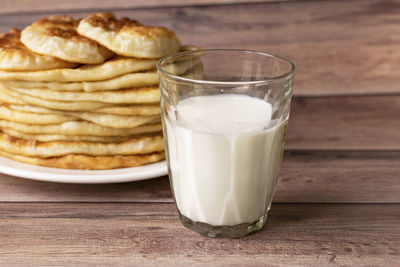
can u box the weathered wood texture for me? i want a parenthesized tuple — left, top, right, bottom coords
(0, 203, 399, 266)
(287, 96, 400, 150)
(0, 0, 399, 265)
(0, 0, 398, 96)
(278, 150, 400, 203)
(0, 150, 399, 203)
(0, 0, 288, 14)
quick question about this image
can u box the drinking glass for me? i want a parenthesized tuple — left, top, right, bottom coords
(157, 49, 295, 238)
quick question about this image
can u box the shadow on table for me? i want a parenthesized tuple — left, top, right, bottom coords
(248, 203, 351, 239)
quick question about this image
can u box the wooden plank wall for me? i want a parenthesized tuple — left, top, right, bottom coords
(0, 0, 290, 14)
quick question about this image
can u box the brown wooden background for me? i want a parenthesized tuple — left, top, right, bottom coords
(0, 0, 399, 265)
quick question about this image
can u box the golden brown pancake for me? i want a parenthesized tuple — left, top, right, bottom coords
(0, 56, 157, 82)
(0, 85, 110, 110)
(4, 101, 161, 117)
(0, 87, 26, 105)
(0, 131, 164, 157)
(0, 45, 201, 82)
(3, 104, 62, 115)
(4, 71, 158, 91)
(21, 15, 114, 64)
(0, 149, 165, 170)
(92, 105, 160, 116)
(0, 105, 77, 125)
(77, 12, 181, 58)
(0, 28, 78, 71)
(2, 128, 160, 143)
(0, 104, 159, 128)
(8, 85, 160, 103)
(70, 112, 160, 128)
(0, 119, 162, 136)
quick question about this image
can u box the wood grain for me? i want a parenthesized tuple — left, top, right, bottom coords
(0, 150, 399, 204)
(287, 96, 400, 150)
(0, 203, 398, 266)
(0, 0, 288, 15)
(0, 0, 398, 96)
(0, 175, 172, 202)
(0, 0, 397, 265)
(276, 150, 400, 203)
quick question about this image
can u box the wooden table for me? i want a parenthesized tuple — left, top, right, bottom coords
(0, 0, 399, 265)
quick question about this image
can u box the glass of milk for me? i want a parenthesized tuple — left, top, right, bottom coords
(157, 49, 295, 238)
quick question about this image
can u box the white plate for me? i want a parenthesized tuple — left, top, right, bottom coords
(0, 156, 168, 184)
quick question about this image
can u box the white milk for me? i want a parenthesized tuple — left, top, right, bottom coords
(164, 94, 287, 226)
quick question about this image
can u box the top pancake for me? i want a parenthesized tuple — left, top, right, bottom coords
(77, 13, 181, 58)
(21, 15, 114, 64)
(0, 28, 78, 71)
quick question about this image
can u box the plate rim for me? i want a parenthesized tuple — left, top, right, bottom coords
(0, 156, 168, 184)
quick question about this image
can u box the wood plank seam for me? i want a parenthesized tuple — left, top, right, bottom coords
(0, 0, 299, 16)
(292, 92, 400, 98)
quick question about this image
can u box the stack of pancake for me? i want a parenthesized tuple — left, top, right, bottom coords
(0, 13, 189, 170)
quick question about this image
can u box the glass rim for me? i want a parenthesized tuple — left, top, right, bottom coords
(157, 48, 295, 86)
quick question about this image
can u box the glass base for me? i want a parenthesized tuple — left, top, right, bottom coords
(178, 211, 268, 238)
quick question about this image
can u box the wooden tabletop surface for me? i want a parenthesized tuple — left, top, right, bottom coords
(0, 0, 399, 265)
